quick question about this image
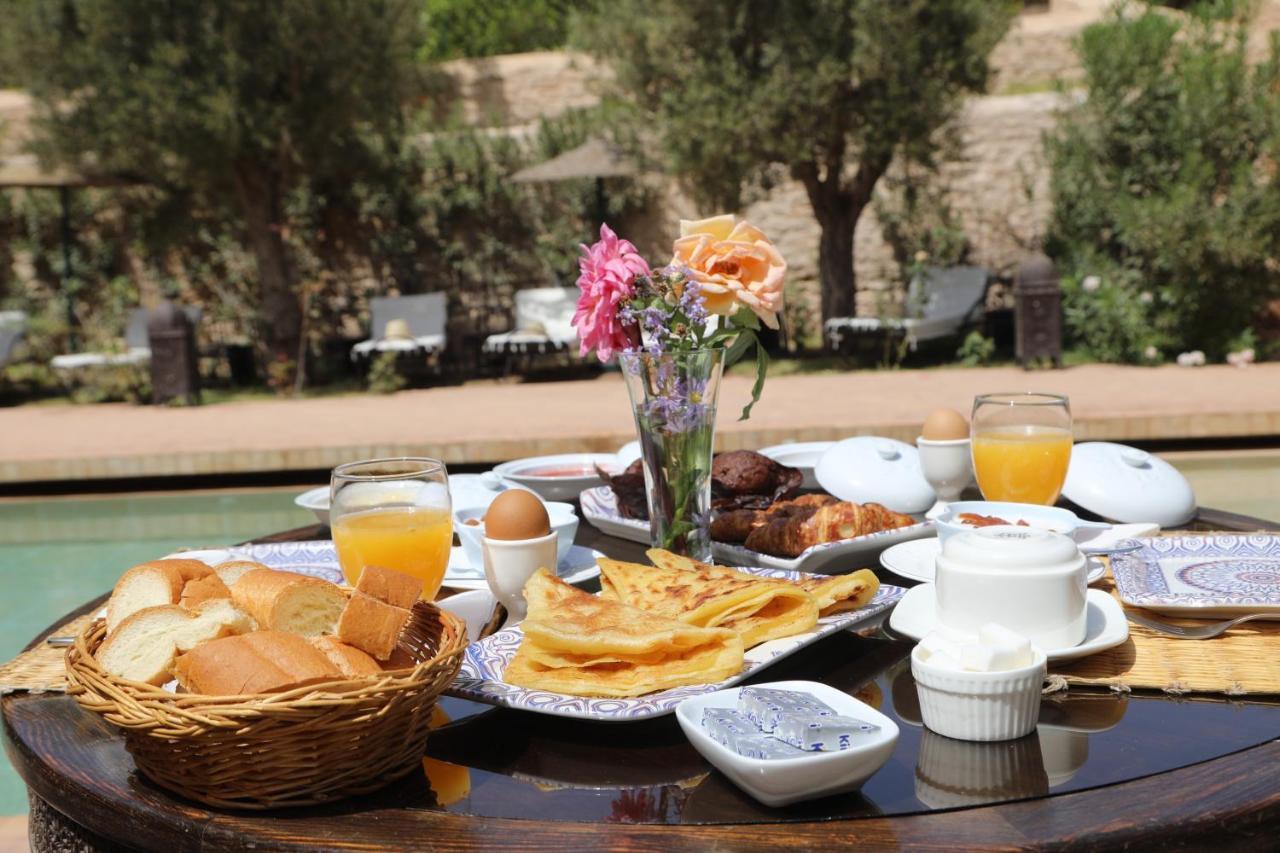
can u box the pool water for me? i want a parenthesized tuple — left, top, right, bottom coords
(0, 487, 316, 815)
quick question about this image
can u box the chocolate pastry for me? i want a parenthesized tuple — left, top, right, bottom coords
(597, 459, 650, 520)
(710, 450, 803, 510)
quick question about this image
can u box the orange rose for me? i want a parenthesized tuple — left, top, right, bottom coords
(671, 214, 786, 329)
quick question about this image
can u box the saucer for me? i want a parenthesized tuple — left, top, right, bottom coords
(442, 544, 603, 591)
(880, 538, 1108, 585)
(887, 584, 1128, 662)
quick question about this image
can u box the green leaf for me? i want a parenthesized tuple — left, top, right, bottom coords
(729, 306, 761, 331)
(723, 327, 756, 367)
(738, 337, 769, 421)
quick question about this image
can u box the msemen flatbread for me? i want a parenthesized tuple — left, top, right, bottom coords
(599, 553, 819, 648)
(647, 549, 879, 618)
(503, 569, 744, 698)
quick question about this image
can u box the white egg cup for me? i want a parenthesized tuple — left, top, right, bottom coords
(481, 531, 558, 627)
(934, 526, 1088, 650)
(916, 436, 974, 519)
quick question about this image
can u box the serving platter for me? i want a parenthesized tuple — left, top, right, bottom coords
(580, 486, 933, 574)
(1110, 534, 1280, 618)
(217, 540, 602, 590)
(447, 566, 906, 721)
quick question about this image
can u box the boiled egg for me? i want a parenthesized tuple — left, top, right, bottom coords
(482, 489, 551, 540)
(921, 408, 969, 441)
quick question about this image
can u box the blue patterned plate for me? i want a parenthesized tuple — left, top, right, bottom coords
(579, 486, 934, 575)
(1111, 534, 1280, 617)
(447, 569, 906, 721)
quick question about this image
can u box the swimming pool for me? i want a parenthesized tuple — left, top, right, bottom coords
(0, 487, 316, 815)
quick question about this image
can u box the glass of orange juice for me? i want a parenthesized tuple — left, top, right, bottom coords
(971, 393, 1073, 505)
(330, 457, 453, 601)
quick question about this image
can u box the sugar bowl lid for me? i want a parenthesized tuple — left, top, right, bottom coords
(815, 436, 935, 514)
(1061, 442, 1196, 527)
(940, 526, 1083, 573)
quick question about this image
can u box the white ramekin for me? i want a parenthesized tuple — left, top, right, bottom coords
(911, 643, 1047, 742)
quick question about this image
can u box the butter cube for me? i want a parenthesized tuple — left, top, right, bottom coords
(925, 649, 965, 671)
(916, 632, 959, 663)
(959, 642, 999, 672)
(977, 622, 1034, 670)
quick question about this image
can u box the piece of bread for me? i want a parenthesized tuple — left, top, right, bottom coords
(310, 635, 383, 677)
(179, 574, 231, 609)
(336, 591, 411, 660)
(106, 562, 186, 634)
(96, 601, 254, 685)
(172, 630, 341, 695)
(161, 558, 215, 583)
(230, 569, 346, 636)
(212, 560, 270, 587)
(354, 565, 422, 610)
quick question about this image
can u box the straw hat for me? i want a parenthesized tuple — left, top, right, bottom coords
(382, 318, 414, 341)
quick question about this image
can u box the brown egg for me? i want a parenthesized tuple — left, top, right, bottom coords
(921, 407, 969, 441)
(483, 490, 551, 540)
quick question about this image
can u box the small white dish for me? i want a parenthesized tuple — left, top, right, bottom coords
(294, 487, 330, 525)
(911, 643, 1047, 742)
(758, 441, 834, 490)
(161, 548, 234, 566)
(616, 440, 642, 468)
(449, 472, 536, 510)
(935, 500, 1109, 546)
(816, 437, 935, 515)
(675, 680, 899, 807)
(436, 588, 498, 642)
(442, 544, 602, 591)
(1073, 522, 1162, 552)
(493, 453, 621, 501)
(889, 585, 1129, 662)
(454, 501, 579, 567)
(879, 537, 1108, 585)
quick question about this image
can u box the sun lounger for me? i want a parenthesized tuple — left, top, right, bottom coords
(0, 310, 26, 368)
(351, 293, 448, 359)
(50, 306, 202, 370)
(824, 266, 990, 354)
(482, 287, 579, 356)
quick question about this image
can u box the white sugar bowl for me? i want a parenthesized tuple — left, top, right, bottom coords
(935, 526, 1087, 650)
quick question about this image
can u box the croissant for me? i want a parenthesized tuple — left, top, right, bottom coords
(743, 501, 916, 558)
(709, 509, 769, 544)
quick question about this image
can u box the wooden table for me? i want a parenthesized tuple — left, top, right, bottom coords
(5, 509, 1280, 851)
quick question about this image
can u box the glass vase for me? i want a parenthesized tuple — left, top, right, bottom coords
(618, 348, 725, 562)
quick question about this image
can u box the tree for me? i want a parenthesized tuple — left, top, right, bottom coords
(1046, 2, 1280, 361)
(576, 0, 1012, 328)
(419, 0, 588, 61)
(7, 0, 424, 382)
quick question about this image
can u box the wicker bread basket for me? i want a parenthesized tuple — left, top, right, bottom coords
(65, 600, 468, 810)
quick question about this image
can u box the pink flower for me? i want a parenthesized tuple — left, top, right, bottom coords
(573, 224, 650, 361)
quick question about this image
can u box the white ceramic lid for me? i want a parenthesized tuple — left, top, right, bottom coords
(939, 526, 1083, 573)
(815, 436, 935, 514)
(1061, 442, 1196, 527)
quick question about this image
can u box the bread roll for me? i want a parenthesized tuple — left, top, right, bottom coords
(173, 630, 341, 695)
(310, 635, 383, 677)
(337, 592, 411, 660)
(106, 563, 186, 634)
(96, 600, 254, 685)
(212, 559, 270, 587)
(231, 569, 346, 636)
(355, 565, 421, 609)
(179, 574, 231, 609)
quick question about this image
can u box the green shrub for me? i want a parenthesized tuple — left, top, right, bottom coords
(956, 330, 996, 367)
(367, 351, 408, 394)
(1045, 2, 1280, 363)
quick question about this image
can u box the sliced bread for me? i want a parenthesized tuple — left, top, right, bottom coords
(310, 635, 383, 677)
(231, 569, 346, 636)
(96, 600, 254, 685)
(173, 630, 341, 695)
(179, 574, 231, 609)
(105, 563, 186, 634)
(336, 591, 412, 661)
(212, 560, 270, 587)
(354, 565, 422, 609)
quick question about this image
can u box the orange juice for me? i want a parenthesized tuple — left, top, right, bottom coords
(332, 506, 453, 599)
(972, 426, 1073, 505)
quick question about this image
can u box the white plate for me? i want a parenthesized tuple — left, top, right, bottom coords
(1110, 534, 1280, 617)
(887, 584, 1129, 662)
(880, 538, 1108, 585)
(675, 680, 899, 807)
(441, 543, 603, 591)
(447, 571, 906, 720)
(294, 487, 330, 525)
(758, 442, 833, 491)
(493, 453, 621, 501)
(580, 486, 934, 574)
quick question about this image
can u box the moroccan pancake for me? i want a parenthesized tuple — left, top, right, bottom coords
(503, 569, 744, 698)
(599, 553, 819, 648)
(647, 549, 880, 618)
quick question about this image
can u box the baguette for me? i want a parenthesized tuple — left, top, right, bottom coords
(179, 574, 231, 609)
(336, 591, 411, 660)
(173, 630, 341, 695)
(212, 559, 270, 587)
(106, 562, 186, 634)
(310, 635, 383, 677)
(231, 568, 346, 636)
(96, 600, 254, 685)
(354, 565, 421, 609)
